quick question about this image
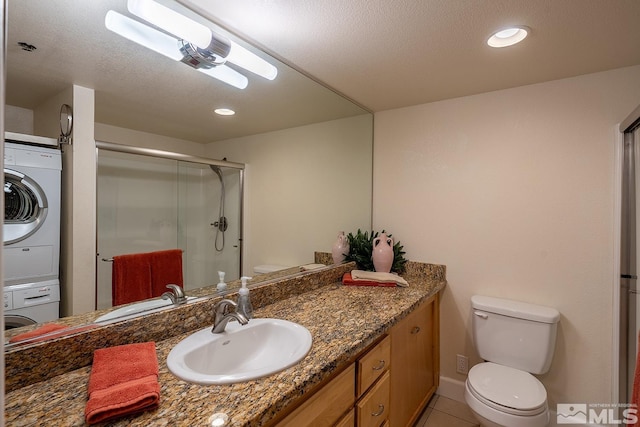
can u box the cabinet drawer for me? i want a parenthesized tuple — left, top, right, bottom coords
(277, 364, 355, 427)
(357, 370, 390, 427)
(357, 335, 390, 397)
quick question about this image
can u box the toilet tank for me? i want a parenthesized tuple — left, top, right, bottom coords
(471, 295, 560, 375)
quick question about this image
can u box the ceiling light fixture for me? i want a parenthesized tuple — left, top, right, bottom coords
(487, 26, 529, 48)
(214, 108, 235, 116)
(105, 0, 278, 89)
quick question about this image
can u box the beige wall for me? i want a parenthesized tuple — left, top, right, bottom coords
(57, 86, 97, 316)
(4, 105, 34, 134)
(206, 115, 373, 276)
(373, 65, 640, 406)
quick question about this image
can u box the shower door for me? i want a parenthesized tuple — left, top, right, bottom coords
(96, 149, 242, 310)
(620, 108, 640, 403)
(177, 161, 242, 291)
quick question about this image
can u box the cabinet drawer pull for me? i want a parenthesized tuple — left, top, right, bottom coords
(372, 360, 386, 371)
(371, 404, 385, 417)
(410, 326, 421, 334)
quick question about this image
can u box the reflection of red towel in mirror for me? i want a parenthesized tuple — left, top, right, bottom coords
(112, 253, 153, 306)
(8, 323, 67, 343)
(9, 323, 99, 344)
(85, 342, 160, 424)
(111, 249, 183, 306)
(150, 249, 183, 297)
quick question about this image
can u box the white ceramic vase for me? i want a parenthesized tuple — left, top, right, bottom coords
(332, 231, 349, 264)
(372, 233, 394, 273)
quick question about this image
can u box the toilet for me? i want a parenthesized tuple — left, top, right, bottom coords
(464, 295, 560, 427)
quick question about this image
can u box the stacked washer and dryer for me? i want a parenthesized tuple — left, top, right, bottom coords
(3, 132, 62, 329)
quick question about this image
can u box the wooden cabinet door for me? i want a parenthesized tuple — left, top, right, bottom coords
(389, 296, 438, 427)
(335, 409, 355, 427)
(277, 364, 355, 427)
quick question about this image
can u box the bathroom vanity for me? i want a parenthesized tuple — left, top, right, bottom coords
(275, 294, 439, 427)
(4, 261, 445, 426)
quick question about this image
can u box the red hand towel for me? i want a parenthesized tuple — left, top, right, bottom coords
(341, 272, 397, 287)
(85, 342, 160, 425)
(150, 249, 184, 298)
(112, 253, 153, 306)
(8, 323, 67, 343)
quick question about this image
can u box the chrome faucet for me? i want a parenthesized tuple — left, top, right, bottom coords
(212, 299, 249, 333)
(161, 284, 187, 305)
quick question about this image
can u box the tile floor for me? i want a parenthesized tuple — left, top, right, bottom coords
(414, 394, 480, 427)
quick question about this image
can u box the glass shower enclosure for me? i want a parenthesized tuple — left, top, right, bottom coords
(619, 105, 640, 404)
(95, 143, 243, 310)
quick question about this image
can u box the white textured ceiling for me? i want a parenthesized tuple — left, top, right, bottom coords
(183, 0, 640, 111)
(6, 0, 366, 143)
(7, 1, 640, 143)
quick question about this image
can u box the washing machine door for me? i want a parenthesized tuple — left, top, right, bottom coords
(4, 314, 37, 330)
(3, 168, 48, 245)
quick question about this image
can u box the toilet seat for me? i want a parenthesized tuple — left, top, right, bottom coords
(467, 362, 547, 416)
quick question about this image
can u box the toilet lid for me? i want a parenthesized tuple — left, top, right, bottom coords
(467, 362, 547, 414)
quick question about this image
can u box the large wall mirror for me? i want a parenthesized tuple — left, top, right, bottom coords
(3, 0, 372, 344)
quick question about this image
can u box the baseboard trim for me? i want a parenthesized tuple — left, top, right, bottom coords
(436, 376, 466, 403)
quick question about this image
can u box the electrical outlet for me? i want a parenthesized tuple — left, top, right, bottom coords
(456, 354, 469, 374)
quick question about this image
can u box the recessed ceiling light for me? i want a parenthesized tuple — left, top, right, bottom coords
(214, 108, 235, 116)
(487, 26, 529, 48)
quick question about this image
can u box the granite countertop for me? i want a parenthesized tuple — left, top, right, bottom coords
(5, 272, 445, 427)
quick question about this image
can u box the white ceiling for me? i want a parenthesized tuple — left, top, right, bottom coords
(184, 0, 640, 112)
(7, 1, 640, 143)
(6, 0, 366, 143)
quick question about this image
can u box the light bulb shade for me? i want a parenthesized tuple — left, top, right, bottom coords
(487, 26, 529, 48)
(106, 11, 246, 89)
(105, 10, 182, 61)
(108, 0, 275, 89)
(198, 65, 248, 90)
(127, 0, 212, 50)
(214, 108, 235, 116)
(227, 40, 278, 80)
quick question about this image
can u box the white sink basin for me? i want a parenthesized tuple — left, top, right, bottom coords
(167, 318, 312, 385)
(94, 297, 195, 323)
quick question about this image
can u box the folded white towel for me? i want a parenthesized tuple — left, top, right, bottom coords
(351, 270, 409, 287)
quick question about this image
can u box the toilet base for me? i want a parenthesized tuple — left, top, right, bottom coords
(471, 411, 505, 427)
(464, 381, 550, 427)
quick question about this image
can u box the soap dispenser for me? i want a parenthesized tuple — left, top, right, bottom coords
(216, 271, 227, 291)
(237, 276, 253, 319)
